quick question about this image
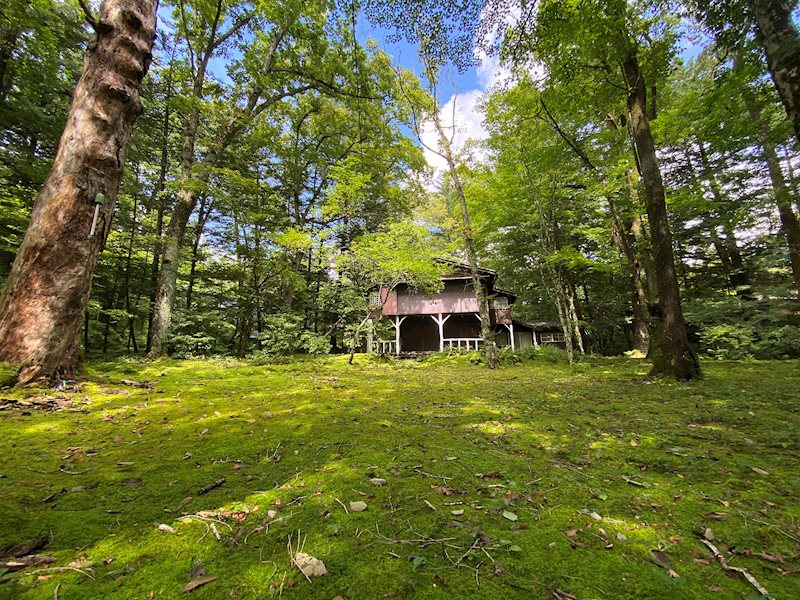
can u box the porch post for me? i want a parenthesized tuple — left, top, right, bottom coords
(508, 322, 515, 351)
(394, 316, 401, 355)
(533, 328, 539, 347)
(430, 313, 451, 352)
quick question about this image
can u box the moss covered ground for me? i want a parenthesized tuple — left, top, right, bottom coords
(0, 355, 798, 599)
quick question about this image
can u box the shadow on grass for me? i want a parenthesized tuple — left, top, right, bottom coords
(0, 356, 798, 599)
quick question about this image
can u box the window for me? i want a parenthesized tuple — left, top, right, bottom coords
(492, 297, 509, 309)
(540, 332, 565, 343)
(370, 293, 382, 306)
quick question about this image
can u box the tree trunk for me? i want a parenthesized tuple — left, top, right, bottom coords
(145, 62, 173, 353)
(745, 96, 800, 294)
(146, 20, 289, 357)
(122, 193, 139, 353)
(748, 0, 800, 143)
(763, 137, 800, 294)
(610, 194, 650, 355)
(432, 111, 498, 368)
(621, 52, 700, 379)
(0, 0, 157, 384)
(186, 196, 212, 309)
(692, 143, 751, 295)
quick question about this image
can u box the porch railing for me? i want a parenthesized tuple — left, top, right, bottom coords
(444, 338, 483, 351)
(372, 340, 397, 354)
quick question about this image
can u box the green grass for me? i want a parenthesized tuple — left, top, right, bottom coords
(0, 355, 798, 599)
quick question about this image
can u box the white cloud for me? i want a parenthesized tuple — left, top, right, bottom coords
(419, 89, 488, 177)
(419, 6, 526, 178)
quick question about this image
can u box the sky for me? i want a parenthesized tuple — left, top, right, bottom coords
(358, 11, 708, 179)
(355, 16, 507, 179)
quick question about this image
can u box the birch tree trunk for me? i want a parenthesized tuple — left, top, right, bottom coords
(432, 111, 499, 368)
(0, 0, 157, 384)
(748, 0, 800, 143)
(621, 52, 700, 379)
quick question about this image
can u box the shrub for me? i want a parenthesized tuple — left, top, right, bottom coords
(698, 324, 757, 360)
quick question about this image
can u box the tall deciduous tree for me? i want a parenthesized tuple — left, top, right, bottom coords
(688, 0, 800, 143)
(0, 0, 157, 384)
(500, 0, 700, 378)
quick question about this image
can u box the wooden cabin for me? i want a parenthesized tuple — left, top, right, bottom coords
(371, 259, 564, 354)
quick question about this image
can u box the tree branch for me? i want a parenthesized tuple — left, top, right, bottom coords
(78, 0, 98, 31)
(209, 10, 255, 52)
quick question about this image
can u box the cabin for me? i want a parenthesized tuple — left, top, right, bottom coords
(370, 258, 564, 355)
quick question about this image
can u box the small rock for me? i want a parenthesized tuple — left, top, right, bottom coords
(294, 552, 327, 577)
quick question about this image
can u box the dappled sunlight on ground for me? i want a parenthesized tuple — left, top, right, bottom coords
(0, 356, 798, 599)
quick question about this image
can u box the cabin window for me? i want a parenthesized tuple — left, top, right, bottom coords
(492, 297, 509, 309)
(369, 293, 382, 306)
(540, 332, 565, 343)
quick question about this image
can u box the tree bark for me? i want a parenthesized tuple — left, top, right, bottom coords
(0, 0, 157, 384)
(744, 95, 800, 294)
(621, 52, 700, 379)
(432, 111, 499, 368)
(748, 0, 800, 143)
(145, 60, 173, 353)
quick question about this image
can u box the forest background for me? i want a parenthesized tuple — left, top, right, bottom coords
(0, 0, 798, 373)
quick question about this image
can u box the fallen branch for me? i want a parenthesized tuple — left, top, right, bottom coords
(198, 477, 226, 495)
(701, 539, 774, 600)
(0, 555, 56, 571)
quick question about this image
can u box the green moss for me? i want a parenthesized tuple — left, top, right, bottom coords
(0, 362, 16, 387)
(0, 356, 798, 599)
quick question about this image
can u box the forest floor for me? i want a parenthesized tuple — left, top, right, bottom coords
(0, 354, 798, 600)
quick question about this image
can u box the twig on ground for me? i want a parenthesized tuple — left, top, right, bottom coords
(334, 497, 349, 514)
(701, 539, 774, 600)
(413, 467, 452, 481)
(29, 565, 96, 581)
(287, 532, 312, 583)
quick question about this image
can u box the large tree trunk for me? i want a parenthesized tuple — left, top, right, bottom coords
(621, 52, 700, 380)
(432, 111, 498, 368)
(748, 0, 800, 143)
(0, 0, 157, 384)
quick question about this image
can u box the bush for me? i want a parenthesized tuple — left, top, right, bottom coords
(259, 314, 304, 355)
(755, 325, 800, 359)
(496, 344, 570, 365)
(301, 332, 331, 355)
(699, 324, 757, 360)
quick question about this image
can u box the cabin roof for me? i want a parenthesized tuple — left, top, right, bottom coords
(492, 286, 517, 300)
(515, 320, 561, 331)
(435, 257, 496, 278)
